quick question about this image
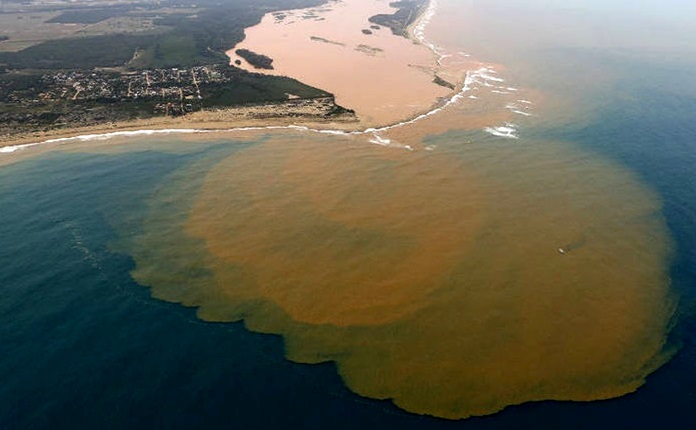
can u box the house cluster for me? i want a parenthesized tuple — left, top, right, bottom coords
(37, 65, 228, 106)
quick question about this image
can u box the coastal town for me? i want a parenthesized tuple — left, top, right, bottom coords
(36, 65, 220, 115)
(0, 63, 353, 140)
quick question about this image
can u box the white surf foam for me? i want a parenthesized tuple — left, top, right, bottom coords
(484, 123, 519, 139)
(369, 134, 392, 146)
(505, 103, 533, 117)
(478, 73, 504, 83)
(0, 143, 42, 153)
(412, 0, 444, 63)
(43, 128, 201, 144)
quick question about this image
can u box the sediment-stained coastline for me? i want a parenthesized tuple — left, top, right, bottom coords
(0, 63, 507, 159)
(5, 0, 534, 162)
(2, 0, 458, 155)
(116, 0, 676, 420)
(2, 0, 490, 157)
(123, 124, 676, 420)
(2, 0, 517, 157)
(0, 0, 681, 423)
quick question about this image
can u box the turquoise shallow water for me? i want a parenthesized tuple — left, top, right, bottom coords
(2, 0, 696, 428)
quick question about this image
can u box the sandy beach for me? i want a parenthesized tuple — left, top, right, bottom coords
(0, 98, 361, 151)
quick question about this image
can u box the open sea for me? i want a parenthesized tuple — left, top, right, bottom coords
(2, 0, 696, 428)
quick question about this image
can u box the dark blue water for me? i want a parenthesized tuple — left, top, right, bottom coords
(3, 32, 696, 430)
(0, 147, 401, 429)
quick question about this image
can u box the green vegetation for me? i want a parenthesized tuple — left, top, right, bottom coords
(128, 34, 224, 69)
(369, 0, 427, 37)
(433, 75, 455, 90)
(0, 72, 49, 100)
(0, 35, 158, 69)
(202, 73, 329, 107)
(235, 49, 274, 70)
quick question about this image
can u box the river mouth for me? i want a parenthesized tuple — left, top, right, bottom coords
(226, 0, 457, 127)
(0, 0, 681, 422)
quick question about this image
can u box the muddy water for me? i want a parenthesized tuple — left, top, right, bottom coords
(119, 121, 675, 418)
(227, 0, 452, 126)
(2, 0, 676, 421)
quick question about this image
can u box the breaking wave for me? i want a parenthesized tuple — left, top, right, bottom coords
(484, 123, 519, 139)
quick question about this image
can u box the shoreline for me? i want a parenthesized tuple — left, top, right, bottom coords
(1, 65, 487, 155)
(409, 0, 443, 62)
(0, 109, 360, 152)
(1, 0, 466, 155)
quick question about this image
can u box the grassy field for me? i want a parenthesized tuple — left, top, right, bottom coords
(0, 12, 76, 53)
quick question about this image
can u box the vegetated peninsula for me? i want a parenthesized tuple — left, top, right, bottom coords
(368, 0, 428, 37)
(0, 0, 354, 144)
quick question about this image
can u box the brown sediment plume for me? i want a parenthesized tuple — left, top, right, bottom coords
(124, 126, 676, 419)
(64, 0, 677, 420)
(3, 6, 677, 418)
(186, 138, 483, 326)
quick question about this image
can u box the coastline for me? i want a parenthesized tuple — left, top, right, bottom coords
(0, 107, 359, 152)
(3, 0, 689, 424)
(1, 0, 459, 155)
(0, 66, 486, 155)
(408, 0, 438, 50)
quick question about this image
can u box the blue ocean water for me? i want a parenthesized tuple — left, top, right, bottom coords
(3, 4, 696, 430)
